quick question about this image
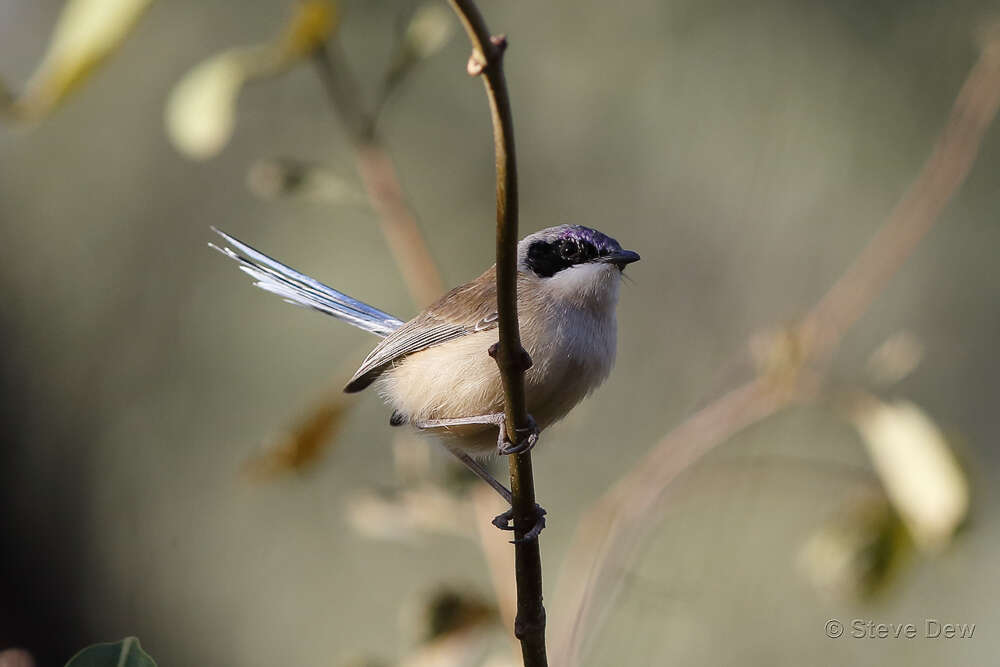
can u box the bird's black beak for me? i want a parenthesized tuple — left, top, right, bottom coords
(597, 250, 641, 270)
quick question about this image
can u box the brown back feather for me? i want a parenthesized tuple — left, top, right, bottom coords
(344, 267, 500, 392)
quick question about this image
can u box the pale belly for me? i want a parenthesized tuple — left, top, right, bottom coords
(375, 306, 617, 455)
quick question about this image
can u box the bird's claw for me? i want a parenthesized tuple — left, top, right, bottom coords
(492, 504, 547, 543)
(497, 414, 539, 456)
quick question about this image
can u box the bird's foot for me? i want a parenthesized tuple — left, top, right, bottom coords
(492, 503, 547, 543)
(497, 413, 539, 456)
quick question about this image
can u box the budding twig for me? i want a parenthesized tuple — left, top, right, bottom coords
(446, 1, 548, 665)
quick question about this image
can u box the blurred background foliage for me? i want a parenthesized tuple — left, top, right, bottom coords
(1, 0, 998, 665)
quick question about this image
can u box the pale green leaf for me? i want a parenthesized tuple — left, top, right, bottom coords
(403, 3, 454, 61)
(64, 637, 156, 667)
(164, 48, 261, 160)
(852, 398, 969, 552)
(165, 2, 339, 160)
(10, 0, 153, 120)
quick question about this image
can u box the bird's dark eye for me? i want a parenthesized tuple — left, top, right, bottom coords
(559, 239, 582, 261)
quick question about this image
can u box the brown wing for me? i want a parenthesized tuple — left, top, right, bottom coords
(344, 267, 499, 392)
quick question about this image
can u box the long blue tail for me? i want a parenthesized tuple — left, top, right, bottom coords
(210, 229, 405, 338)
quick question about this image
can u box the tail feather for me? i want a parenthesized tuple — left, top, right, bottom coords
(210, 228, 405, 338)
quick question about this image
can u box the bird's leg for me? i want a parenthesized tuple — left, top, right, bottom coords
(414, 413, 506, 430)
(445, 447, 512, 504)
(446, 447, 545, 543)
(413, 415, 546, 542)
(412, 413, 540, 456)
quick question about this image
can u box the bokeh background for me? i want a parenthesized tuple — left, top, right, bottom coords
(1, 0, 999, 665)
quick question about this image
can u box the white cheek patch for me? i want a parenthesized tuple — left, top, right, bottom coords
(546, 263, 621, 307)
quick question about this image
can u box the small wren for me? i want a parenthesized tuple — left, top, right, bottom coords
(212, 224, 639, 540)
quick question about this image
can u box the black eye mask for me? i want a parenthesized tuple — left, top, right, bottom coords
(525, 238, 598, 277)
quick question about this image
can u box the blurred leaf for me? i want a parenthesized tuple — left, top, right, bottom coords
(347, 485, 469, 541)
(866, 330, 925, 386)
(6, 0, 153, 121)
(165, 1, 339, 160)
(401, 3, 454, 63)
(337, 659, 390, 667)
(851, 397, 969, 552)
(64, 638, 156, 667)
(391, 431, 433, 486)
(398, 630, 494, 667)
(164, 47, 265, 160)
(347, 489, 420, 541)
(407, 587, 498, 644)
(246, 158, 364, 204)
(798, 489, 908, 601)
(384, 3, 455, 90)
(479, 657, 520, 667)
(241, 392, 355, 481)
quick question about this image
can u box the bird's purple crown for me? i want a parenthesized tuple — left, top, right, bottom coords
(540, 224, 624, 255)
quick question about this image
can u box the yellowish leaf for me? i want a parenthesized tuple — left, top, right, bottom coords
(852, 398, 969, 552)
(9, 0, 153, 121)
(165, 2, 338, 160)
(164, 48, 263, 160)
(798, 490, 907, 600)
(240, 392, 355, 481)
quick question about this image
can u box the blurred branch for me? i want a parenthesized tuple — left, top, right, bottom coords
(0, 77, 13, 116)
(472, 486, 518, 636)
(246, 157, 366, 204)
(376, 3, 454, 120)
(800, 34, 1000, 366)
(551, 28, 1000, 666)
(312, 41, 444, 308)
(240, 13, 450, 477)
(445, 1, 546, 666)
(552, 377, 802, 665)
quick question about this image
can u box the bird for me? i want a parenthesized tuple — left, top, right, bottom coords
(211, 224, 639, 540)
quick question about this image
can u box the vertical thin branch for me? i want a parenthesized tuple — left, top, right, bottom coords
(446, 1, 548, 665)
(471, 486, 518, 637)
